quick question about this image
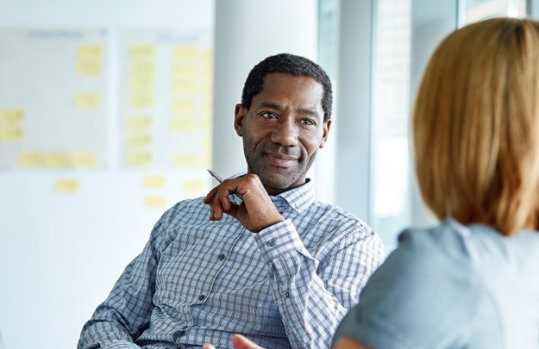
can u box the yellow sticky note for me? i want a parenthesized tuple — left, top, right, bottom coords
(75, 93, 101, 109)
(201, 64, 213, 81)
(201, 137, 211, 153)
(78, 45, 103, 60)
(17, 152, 92, 169)
(200, 152, 211, 168)
(129, 94, 153, 108)
(77, 45, 103, 77)
(173, 154, 198, 169)
(170, 118, 195, 133)
(201, 100, 212, 120)
(172, 80, 196, 94)
(0, 128, 23, 142)
(171, 100, 195, 115)
(72, 152, 97, 168)
(130, 45, 154, 60)
(201, 114, 212, 130)
(77, 62, 102, 76)
(145, 195, 167, 208)
(126, 116, 152, 130)
(129, 76, 154, 92)
(127, 151, 152, 167)
(143, 176, 166, 189)
(200, 80, 213, 95)
(182, 179, 206, 198)
(55, 179, 80, 193)
(130, 62, 155, 76)
(127, 133, 152, 147)
(43, 153, 73, 168)
(17, 152, 42, 168)
(201, 49, 213, 64)
(172, 65, 196, 80)
(0, 109, 24, 123)
(173, 46, 198, 61)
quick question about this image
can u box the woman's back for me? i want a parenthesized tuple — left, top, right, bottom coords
(467, 221, 539, 347)
(333, 218, 539, 348)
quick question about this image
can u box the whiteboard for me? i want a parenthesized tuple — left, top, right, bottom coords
(0, 2, 322, 349)
(0, 28, 110, 170)
(0, 1, 215, 348)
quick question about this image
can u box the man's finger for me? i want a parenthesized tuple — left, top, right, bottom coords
(232, 334, 266, 349)
(204, 185, 234, 221)
(203, 186, 219, 204)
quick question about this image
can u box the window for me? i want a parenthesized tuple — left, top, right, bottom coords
(460, 0, 527, 26)
(371, 0, 412, 251)
(319, 0, 530, 254)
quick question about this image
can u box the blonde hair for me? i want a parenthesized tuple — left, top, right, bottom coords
(413, 18, 539, 236)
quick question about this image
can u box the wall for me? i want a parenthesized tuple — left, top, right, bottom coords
(0, 1, 213, 348)
(0, 1, 318, 348)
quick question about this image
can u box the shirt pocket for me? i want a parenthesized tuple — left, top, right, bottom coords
(154, 222, 244, 305)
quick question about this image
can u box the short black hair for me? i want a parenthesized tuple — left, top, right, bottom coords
(241, 53, 333, 122)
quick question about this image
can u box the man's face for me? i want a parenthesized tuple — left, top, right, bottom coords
(234, 72, 331, 195)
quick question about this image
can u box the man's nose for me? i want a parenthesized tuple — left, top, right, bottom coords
(271, 117, 298, 147)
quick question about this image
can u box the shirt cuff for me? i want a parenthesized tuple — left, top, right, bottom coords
(254, 219, 311, 261)
(102, 340, 141, 349)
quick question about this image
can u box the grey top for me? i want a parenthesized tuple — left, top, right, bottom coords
(332, 218, 539, 349)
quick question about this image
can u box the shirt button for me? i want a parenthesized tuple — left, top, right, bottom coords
(267, 240, 275, 247)
(198, 295, 205, 301)
(284, 291, 290, 298)
(218, 253, 225, 260)
(172, 330, 185, 341)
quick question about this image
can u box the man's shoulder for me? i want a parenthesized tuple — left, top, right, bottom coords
(300, 201, 378, 251)
(309, 200, 372, 232)
(156, 197, 208, 227)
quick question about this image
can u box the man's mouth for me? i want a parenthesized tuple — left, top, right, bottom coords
(265, 152, 299, 168)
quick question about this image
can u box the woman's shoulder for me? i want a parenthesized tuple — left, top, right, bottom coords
(335, 220, 492, 348)
(394, 218, 482, 267)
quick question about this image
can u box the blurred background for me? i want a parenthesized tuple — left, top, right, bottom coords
(0, 0, 535, 348)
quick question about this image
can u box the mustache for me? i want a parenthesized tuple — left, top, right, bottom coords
(263, 144, 301, 158)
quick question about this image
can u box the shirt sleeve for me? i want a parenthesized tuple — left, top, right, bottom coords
(77, 218, 168, 349)
(331, 228, 482, 349)
(253, 219, 384, 349)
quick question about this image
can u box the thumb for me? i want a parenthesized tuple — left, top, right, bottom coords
(232, 334, 266, 349)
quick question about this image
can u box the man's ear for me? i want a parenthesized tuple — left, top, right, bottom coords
(234, 104, 246, 137)
(320, 119, 332, 148)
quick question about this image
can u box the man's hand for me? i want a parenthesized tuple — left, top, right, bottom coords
(203, 334, 369, 349)
(203, 334, 266, 349)
(203, 174, 284, 232)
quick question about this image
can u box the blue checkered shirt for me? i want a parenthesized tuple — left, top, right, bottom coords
(78, 179, 384, 349)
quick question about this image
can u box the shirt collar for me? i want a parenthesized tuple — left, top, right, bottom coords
(230, 172, 315, 214)
(271, 178, 314, 214)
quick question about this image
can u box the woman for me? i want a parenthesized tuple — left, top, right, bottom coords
(205, 17, 539, 349)
(331, 17, 539, 349)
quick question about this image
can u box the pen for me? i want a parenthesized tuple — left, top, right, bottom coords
(207, 169, 244, 200)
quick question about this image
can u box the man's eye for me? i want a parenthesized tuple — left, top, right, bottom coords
(260, 112, 278, 119)
(301, 118, 315, 126)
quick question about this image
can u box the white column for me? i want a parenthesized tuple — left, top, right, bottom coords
(531, 0, 539, 19)
(212, 0, 318, 178)
(410, 0, 457, 226)
(334, 0, 374, 221)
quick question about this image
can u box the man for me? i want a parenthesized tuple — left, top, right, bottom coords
(78, 53, 383, 349)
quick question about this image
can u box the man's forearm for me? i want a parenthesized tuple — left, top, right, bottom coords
(78, 318, 140, 349)
(253, 220, 381, 349)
